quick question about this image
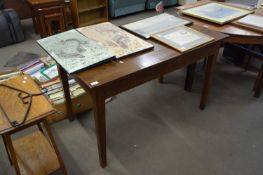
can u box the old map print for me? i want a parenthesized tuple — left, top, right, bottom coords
(37, 30, 115, 74)
(77, 22, 153, 59)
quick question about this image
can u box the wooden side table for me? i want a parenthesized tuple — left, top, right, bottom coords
(26, 0, 68, 34)
(0, 75, 68, 175)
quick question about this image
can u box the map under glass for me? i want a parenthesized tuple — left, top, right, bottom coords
(37, 30, 115, 74)
(78, 22, 154, 59)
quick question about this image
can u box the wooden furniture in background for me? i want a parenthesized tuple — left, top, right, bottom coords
(38, 5, 68, 38)
(3, 0, 32, 19)
(58, 24, 227, 167)
(70, 0, 108, 27)
(0, 75, 68, 175)
(27, 0, 68, 34)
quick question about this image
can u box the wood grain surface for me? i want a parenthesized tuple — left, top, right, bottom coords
(0, 75, 56, 134)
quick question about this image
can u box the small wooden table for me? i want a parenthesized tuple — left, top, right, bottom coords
(57, 24, 228, 167)
(26, 0, 68, 34)
(0, 75, 68, 175)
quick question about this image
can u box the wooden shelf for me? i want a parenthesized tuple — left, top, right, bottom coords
(13, 131, 60, 175)
(78, 4, 106, 13)
(79, 17, 108, 27)
(70, 0, 108, 27)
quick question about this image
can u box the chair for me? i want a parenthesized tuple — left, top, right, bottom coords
(37, 5, 68, 38)
(229, 44, 263, 98)
(109, 0, 147, 17)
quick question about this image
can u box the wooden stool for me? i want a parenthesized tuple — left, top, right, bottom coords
(0, 75, 68, 175)
(38, 5, 68, 38)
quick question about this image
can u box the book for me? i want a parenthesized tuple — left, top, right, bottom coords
(41, 65, 58, 80)
(151, 26, 214, 52)
(121, 13, 192, 39)
(40, 56, 56, 67)
(23, 62, 45, 75)
(78, 22, 154, 59)
(37, 29, 115, 74)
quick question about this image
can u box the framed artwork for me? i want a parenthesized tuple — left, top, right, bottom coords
(78, 22, 154, 59)
(121, 13, 192, 39)
(37, 30, 115, 74)
(182, 2, 253, 25)
(234, 14, 263, 33)
(151, 26, 214, 52)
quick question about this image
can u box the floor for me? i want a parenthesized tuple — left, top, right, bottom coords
(0, 2, 263, 175)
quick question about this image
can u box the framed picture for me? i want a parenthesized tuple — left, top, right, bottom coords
(121, 13, 192, 39)
(182, 2, 253, 25)
(78, 22, 153, 59)
(37, 30, 115, 74)
(151, 26, 214, 52)
(233, 14, 263, 33)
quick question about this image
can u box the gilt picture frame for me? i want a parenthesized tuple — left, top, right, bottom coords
(181, 2, 253, 25)
(151, 26, 214, 52)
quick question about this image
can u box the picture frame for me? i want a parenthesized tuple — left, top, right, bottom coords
(151, 26, 214, 52)
(233, 14, 263, 33)
(181, 2, 253, 25)
(78, 22, 154, 59)
(121, 13, 192, 39)
(37, 30, 115, 74)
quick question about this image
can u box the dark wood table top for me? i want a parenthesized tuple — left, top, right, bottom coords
(176, 0, 263, 44)
(74, 25, 227, 95)
(0, 75, 56, 134)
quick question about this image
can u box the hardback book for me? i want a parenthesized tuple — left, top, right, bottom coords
(151, 26, 214, 52)
(121, 13, 192, 39)
(78, 22, 154, 59)
(37, 29, 115, 74)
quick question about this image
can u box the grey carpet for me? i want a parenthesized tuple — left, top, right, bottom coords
(0, 2, 263, 175)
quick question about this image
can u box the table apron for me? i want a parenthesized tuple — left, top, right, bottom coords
(76, 41, 221, 99)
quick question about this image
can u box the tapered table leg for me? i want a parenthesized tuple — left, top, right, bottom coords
(184, 63, 197, 92)
(200, 50, 219, 110)
(254, 64, 263, 98)
(92, 92, 107, 168)
(57, 65, 74, 121)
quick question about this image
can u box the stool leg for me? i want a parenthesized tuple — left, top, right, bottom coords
(5, 134, 21, 175)
(2, 134, 12, 165)
(42, 119, 68, 175)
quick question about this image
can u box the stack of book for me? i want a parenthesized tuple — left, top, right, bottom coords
(0, 69, 23, 83)
(17, 56, 86, 105)
(41, 78, 85, 105)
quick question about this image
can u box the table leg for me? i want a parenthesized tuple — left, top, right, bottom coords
(5, 134, 21, 175)
(57, 65, 74, 121)
(158, 76, 164, 83)
(92, 92, 107, 168)
(2, 134, 12, 165)
(254, 64, 263, 98)
(200, 51, 219, 110)
(184, 63, 197, 92)
(43, 119, 68, 175)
